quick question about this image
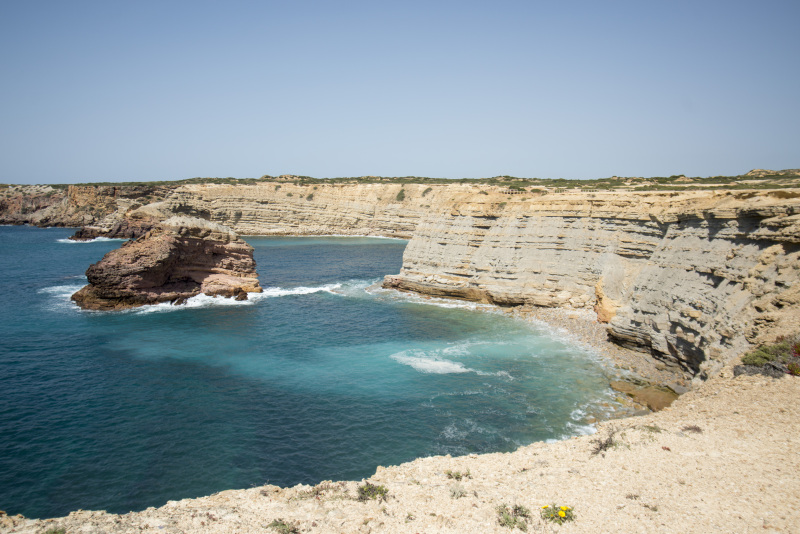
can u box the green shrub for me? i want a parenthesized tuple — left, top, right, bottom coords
(450, 483, 467, 499)
(267, 519, 299, 533)
(444, 469, 471, 481)
(497, 504, 530, 530)
(306, 193, 314, 201)
(357, 482, 388, 502)
(540, 504, 575, 525)
(396, 189, 406, 201)
(422, 186, 433, 197)
(741, 350, 774, 366)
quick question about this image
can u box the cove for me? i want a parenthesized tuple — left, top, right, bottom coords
(0, 227, 617, 519)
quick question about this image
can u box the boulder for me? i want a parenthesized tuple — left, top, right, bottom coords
(71, 216, 262, 310)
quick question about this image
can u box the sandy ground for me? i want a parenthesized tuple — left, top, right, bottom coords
(3, 311, 798, 533)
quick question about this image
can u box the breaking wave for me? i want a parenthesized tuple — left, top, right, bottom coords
(57, 237, 127, 244)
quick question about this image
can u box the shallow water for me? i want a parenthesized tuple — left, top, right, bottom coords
(0, 227, 617, 518)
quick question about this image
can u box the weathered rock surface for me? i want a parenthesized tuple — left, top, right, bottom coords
(384, 189, 800, 378)
(0, 184, 169, 228)
(71, 216, 261, 310)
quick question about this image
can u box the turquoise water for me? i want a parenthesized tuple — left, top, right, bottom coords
(0, 226, 617, 519)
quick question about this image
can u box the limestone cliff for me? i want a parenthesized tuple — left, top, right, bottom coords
(71, 217, 262, 310)
(156, 182, 477, 237)
(383, 190, 800, 379)
(0, 184, 169, 228)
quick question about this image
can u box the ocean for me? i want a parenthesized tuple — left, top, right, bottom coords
(0, 226, 618, 519)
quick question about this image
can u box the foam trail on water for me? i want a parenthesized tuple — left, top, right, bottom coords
(260, 283, 342, 297)
(391, 351, 474, 374)
(57, 237, 127, 244)
(134, 283, 345, 314)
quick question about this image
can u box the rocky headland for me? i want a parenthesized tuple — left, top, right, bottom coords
(71, 216, 262, 310)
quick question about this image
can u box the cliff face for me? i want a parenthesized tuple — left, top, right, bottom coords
(0, 184, 169, 227)
(383, 190, 800, 378)
(71, 216, 262, 310)
(157, 182, 477, 237)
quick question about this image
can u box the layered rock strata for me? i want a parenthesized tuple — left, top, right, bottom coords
(384, 190, 800, 379)
(0, 184, 169, 228)
(71, 217, 262, 310)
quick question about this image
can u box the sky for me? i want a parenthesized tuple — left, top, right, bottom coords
(1, 0, 798, 184)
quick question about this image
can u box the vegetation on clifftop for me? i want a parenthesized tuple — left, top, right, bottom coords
(9, 168, 800, 192)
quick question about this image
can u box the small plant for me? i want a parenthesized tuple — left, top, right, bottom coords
(357, 482, 388, 502)
(642, 424, 663, 433)
(591, 427, 619, 455)
(682, 424, 703, 433)
(497, 504, 530, 531)
(540, 504, 575, 525)
(444, 469, 471, 481)
(396, 189, 406, 201)
(306, 193, 314, 201)
(267, 519, 299, 534)
(626, 493, 640, 500)
(44, 528, 67, 534)
(450, 483, 467, 499)
(788, 362, 800, 376)
(274, 185, 281, 190)
(498, 201, 507, 208)
(422, 186, 433, 197)
(286, 192, 293, 197)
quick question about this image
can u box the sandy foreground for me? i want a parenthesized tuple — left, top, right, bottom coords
(2, 314, 799, 534)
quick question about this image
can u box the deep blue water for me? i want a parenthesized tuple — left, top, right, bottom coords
(0, 226, 617, 519)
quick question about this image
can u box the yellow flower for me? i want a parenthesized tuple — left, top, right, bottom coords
(560, 506, 569, 510)
(542, 505, 549, 509)
(558, 510, 566, 518)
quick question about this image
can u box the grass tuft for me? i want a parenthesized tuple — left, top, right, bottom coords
(357, 482, 388, 502)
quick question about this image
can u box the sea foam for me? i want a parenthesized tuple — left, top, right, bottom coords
(57, 237, 127, 244)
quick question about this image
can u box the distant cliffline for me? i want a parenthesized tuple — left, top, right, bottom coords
(3, 182, 800, 378)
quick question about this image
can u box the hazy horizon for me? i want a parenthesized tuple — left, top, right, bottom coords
(2, 1, 798, 185)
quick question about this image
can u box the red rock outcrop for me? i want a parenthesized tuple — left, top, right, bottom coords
(71, 216, 262, 310)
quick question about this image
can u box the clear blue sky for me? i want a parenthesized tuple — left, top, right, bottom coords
(1, 0, 798, 184)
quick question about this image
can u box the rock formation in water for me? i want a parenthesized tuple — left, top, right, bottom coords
(71, 216, 262, 310)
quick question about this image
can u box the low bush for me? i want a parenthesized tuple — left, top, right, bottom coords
(267, 519, 299, 533)
(497, 503, 530, 530)
(540, 504, 575, 525)
(357, 482, 388, 502)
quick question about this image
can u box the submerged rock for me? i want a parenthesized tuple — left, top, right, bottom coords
(71, 216, 262, 310)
